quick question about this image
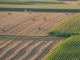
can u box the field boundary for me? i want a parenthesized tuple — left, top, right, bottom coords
(0, 8, 80, 12)
(0, 1, 65, 5)
(0, 35, 66, 41)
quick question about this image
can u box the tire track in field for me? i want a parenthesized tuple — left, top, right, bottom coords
(0, 37, 64, 60)
(30, 41, 54, 60)
(0, 13, 22, 29)
(4, 13, 41, 34)
(36, 14, 71, 36)
(18, 13, 60, 35)
(0, 40, 12, 49)
(12, 13, 48, 33)
(27, 13, 61, 36)
(12, 41, 37, 60)
(0, 41, 22, 59)
(3, 40, 29, 60)
(0, 40, 15, 54)
(16, 13, 53, 35)
(5, 41, 33, 60)
(28, 13, 66, 36)
(17, 41, 43, 60)
(0, 40, 24, 60)
(42, 40, 63, 60)
(40, 14, 72, 36)
(0, 40, 6, 45)
(10, 13, 46, 34)
(0, 12, 19, 19)
(0, 12, 22, 25)
(0, 12, 35, 31)
(0, 38, 22, 54)
(23, 41, 47, 60)
(40, 40, 59, 60)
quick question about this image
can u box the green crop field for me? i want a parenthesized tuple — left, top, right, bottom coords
(46, 35, 80, 60)
(0, 0, 80, 11)
(0, 4, 80, 9)
(48, 13, 80, 37)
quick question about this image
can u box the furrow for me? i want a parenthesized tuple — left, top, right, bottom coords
(0, 40, 12, 49)
(41, 40, 63, 60)
(0, 41, 22, 58)
(27, 13, 61, 36)
(30, 41, 54, 60)
(23, 41, 47, 60)
(12, 41, 36, 60)
(38, 14, 70, 36)
(31, 13, 65, 36)
(11, 14, 43, 33)
(19, 13, 54, 35)
(5, 41, 33, 60)
(17, 41, 43, 60)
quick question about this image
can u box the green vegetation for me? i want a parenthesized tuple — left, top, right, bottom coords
(0, 0, 80, 11)
(0, 4, 80, 9)
(0, 4, 80, 12)
(48, 13, 80, 37)
(46, 35, 80, 60)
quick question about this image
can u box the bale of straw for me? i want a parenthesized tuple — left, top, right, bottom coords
(1, 27, 5, 31)
(72, 13, 74, 15)
(32, 17, 35, 21)
(44, 17, 46, 20)
(66, 12, 69, 15)
(38, 26, 41, 30)
(8, 11, 11, 15)
(29, 11, 32, 14)
(24, 10, 27, 13)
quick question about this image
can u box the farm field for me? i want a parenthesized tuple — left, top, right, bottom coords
(46, 35, 80, 60)
(0, 4, 80, 9)
(0, 12, 72, 36)
(0, 36, 64, 60)
(0, 0, 59, 2)
(48, 13, 80, 37)
(0, 1, 80, 12)
(0, 0, 80, 2)
(0, 0, 80, 60)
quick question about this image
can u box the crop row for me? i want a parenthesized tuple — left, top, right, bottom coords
(48, 13, 80, 37)
(0, 39, 61, 60)
(0, 12, 72, 36)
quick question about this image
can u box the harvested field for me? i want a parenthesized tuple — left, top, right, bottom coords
(64, 1, 80, 5)
(0, 11, 19, 19)
(0, 12, 72, 36)
(0, 36, 64, 60)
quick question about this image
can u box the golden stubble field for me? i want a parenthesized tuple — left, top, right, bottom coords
(0, 11, 73, 36)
